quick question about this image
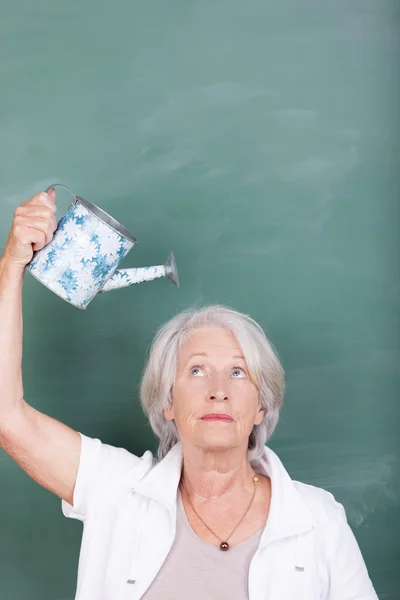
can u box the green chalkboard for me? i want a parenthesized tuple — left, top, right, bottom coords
(0, 0, 399, 598)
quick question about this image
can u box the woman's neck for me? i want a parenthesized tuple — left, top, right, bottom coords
(180, 443, 256, 500)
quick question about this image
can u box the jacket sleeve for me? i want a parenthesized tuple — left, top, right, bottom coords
(328, 503, 379, 600)
(61, 432, 149, 522)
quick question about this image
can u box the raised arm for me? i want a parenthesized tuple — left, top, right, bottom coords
(0, 190, 81, 504)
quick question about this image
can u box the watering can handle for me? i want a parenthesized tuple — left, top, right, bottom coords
(45, 183, 78, 214)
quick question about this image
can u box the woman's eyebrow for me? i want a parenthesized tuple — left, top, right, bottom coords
(184, 353, 207, 366)
(184, 353, 246, 365)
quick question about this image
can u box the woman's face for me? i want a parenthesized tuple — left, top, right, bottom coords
(164, 326, 264, 452)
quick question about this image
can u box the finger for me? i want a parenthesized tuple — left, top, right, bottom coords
(19, 217, 57, 246)
(14, 213, 58, 238)
(15, 204, 57, 222)
(22, 192, 56, 213)
(13, 224, 47, 251)
(31, 230, 47, 252)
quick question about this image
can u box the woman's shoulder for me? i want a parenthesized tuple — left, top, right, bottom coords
(293, 479, 347, 525)
(78, 433, 156, 488)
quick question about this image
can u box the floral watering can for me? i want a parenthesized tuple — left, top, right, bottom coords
(26, 183, 179, 310)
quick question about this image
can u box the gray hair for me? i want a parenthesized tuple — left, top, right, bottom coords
(140, 305, 285, 461)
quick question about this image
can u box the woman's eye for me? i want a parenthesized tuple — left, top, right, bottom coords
(190, 366, 204, 376)
(232, 368, 246, 378)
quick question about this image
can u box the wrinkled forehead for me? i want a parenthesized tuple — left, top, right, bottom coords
(179, 325, 242, 354)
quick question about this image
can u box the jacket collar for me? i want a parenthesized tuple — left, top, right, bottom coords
(132, 442, 315, 545)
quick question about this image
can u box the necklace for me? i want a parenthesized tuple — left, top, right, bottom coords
(181, 474, 259, 551)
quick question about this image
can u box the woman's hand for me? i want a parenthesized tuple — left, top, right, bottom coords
(1, 189, 58, 272)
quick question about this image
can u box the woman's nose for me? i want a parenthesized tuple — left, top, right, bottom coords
(208, 375, 229, 402)
(209, 391, 229, 401)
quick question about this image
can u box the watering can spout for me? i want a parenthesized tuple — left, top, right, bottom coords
(100, 251, 179, 293)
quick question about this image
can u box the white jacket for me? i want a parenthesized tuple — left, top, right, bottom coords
(62, 433, 378, 600)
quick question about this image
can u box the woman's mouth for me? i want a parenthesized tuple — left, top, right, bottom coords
(201, 414, 233, 421)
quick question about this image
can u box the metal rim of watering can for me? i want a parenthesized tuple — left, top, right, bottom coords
(44, 183, 138, 245)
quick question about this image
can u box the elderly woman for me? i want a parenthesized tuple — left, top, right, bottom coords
(0, 190, 378, 600)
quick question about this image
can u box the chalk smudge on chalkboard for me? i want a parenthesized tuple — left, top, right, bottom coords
(137, 82, 274, 132)
(273, 108, 317, 123)
(4, 180, 61, 207)
(317, 452, 398, 527)
(279, 149, 358, 185)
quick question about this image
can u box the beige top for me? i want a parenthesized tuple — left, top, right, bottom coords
(142, 492, 264, 600)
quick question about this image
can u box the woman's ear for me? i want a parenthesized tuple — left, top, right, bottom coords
(164, 406, 175, 421)
(254, 407, 265, 426)
(164, 392, 175, 421)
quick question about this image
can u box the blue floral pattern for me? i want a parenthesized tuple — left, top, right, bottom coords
(26, 201, 134, 309)
(100, 265, 166, 292)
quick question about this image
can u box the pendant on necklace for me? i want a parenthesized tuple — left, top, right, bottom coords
(220, 542, 229, 551)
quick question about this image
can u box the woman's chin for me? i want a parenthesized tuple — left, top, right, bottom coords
(194, 433, 238, 452)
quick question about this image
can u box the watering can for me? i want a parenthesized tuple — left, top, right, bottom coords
(26, 183, 179, 310)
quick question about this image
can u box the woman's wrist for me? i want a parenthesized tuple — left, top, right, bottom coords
(0, 256, 25, 284)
